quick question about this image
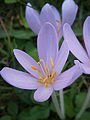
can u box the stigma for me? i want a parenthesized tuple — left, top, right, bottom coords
(31, 57, 56, 87)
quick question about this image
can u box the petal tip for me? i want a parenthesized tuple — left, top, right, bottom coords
(63, 23, 70, 32)
(27, 3, 32, 7)
(0, 67, 8, 77)
(13, 49, 19, 55)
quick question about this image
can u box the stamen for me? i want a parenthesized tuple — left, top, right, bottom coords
(31, 58, 56, 88)
(51, 72, 56, 80)
(50, 57, 54, 69)
(46, 64, 50, 74)
(31, 66, 37, 70)
(37, 61, 46, 75)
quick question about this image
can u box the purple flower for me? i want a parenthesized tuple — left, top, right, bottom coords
(63, 16, 90, 74)
(0, 23, 82, 102)
(26, 0, 78, 39)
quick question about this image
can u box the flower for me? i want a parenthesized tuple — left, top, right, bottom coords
(63, 16, 90, 74)
(0, 23, 82, 102)
(26, 0, 78, 40)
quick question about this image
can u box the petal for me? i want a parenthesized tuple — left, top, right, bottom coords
(0, 67, 41, 90)
(59, 0, 78, 40)
(51, 5, 60, 25)
(62, 0, 78, 26)
(75, 60, 90, 74)
(25, 3, 41, 34)
(34, 86, 53, 102)
(37, 22, 58, 63)
(53, 65, 83, 90)
(55, 41, 69, 74)
(14, 49, 39, 78)
(40, 3, 57, 28)
(63, 23, 89, 63)
(83, 16, 90, 58)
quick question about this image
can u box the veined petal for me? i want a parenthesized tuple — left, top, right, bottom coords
(25, 3, 41, 34)
(14, 49, 39, 78)
(62, 0, 78, 26)
(53, 65, 83, 90)
(51, 5, 61, 25)
(37, 22, 58, 63)
(40, 3, 57, 28)
(0, 67, 40, 90)
(63, 23, 89, 63)
(34, 86, 53, 102)
(83, 16, 90, 58)
(55, 41, 69, 74)
(75, 60, 90, 74)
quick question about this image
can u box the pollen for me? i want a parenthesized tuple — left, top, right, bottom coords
(50, 57, 54, 69)
(31, 66, 37, 70)
(31, 57, 56, 87)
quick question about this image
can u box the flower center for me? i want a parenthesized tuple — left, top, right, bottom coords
(31, 57, 56, 87)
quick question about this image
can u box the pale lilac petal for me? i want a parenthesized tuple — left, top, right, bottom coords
(55, 41, 69, 74)
(62, 0, 78, 26)
(0, 67, 41, 89)
(40, 3, 57, 28)
(63, 23, 89, 63)
(37, 23, 58, 63)
(83, 16, 90, 57)
(75, 60, 90, 74)
(14, 49, 39, 78)
(59, 0, 78, 40)
(34, 86, 53, 102)
(53, 65, 83, 90)
(51, 5, 60, 25)
(25, 3, 41, 34)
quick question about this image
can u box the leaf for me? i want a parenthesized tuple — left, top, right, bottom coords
(17, 108, 31, 120)
(75, 92, 87, 112)
(64, 95, 75, 118)
(14, 89, 32, 104)
(12, 30, 35, 39)
(30, 106, 50, 120)
(79, 112, 90, 120)
(0, 116, 12, 120)
(18, 106, 50, 120)
(50, 102, 56, 113)
(7, 101, 18, 116)
(4, 0, 18, 4)
(0, 30, 35, 39)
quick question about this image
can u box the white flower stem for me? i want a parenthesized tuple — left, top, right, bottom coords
(59, 89, 65, 120)
(52, 91, 64, 119)
(75, 87, 90, 119)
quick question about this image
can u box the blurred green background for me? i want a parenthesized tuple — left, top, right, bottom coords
(0, 0, 90, 120)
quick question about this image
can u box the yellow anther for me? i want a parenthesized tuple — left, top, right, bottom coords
(31, 58, 56, 88)
(43, 77, 47, 83)
(31, 66, 37, 70)
(46, 64, 49, 72)
(51, 72, 56, 80)
(50, 57, 54, 69)
(43, 65, 46, 71)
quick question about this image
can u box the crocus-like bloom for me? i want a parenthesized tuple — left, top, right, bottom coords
(63, 16, 90, 74)
(26, 0, 78, 40)
(0, 23, 82, 102)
